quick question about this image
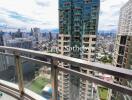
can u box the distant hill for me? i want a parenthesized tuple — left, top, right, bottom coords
(98, 30, 116, 37)
(41, 29, 59, 33)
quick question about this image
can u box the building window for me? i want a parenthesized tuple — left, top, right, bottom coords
(91, 44, 96, 47)
(119, 46, 125, 55)
(81, 69, 87, 74)
(64, 37, 70, 40)
(83, 37, 89, 42)
(120, 36, 127, 45)
(91, 50, 95, 53)
(116, 64, 122, 68)
(117, 56, 123, 64)
(64, 42, 69, 45)
(83, 54, 88, 58)
(92, 38, 96, 41)
(83, 43, 89, 47)
(90, 55, 95, 58)
(59, 37, 61, 40)
(84, 0, 91, 4)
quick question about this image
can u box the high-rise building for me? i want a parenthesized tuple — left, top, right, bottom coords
(113, 0, 132, 99)
(32, 28, 42, 42)
(49, 32, 53, 41)
(58, 0, 100, 100)
(5, 38, 32, 66)
(0, 31, 4, 46)
(12, 29, 23, 38)
(0, 31, 8, 71)
(6, 38, 32, 49)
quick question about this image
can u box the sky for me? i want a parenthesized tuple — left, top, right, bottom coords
(0, 0, 129, 32)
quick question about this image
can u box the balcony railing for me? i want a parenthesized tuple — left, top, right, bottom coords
(0, 46, 132, 100)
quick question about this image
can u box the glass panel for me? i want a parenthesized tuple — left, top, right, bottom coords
(58, 68, 132, 100)
(21, 57, 52, 99)
(0, 54, 18, 84)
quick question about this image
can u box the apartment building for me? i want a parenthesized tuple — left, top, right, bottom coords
(113, 0, 132, 99)
(5, 38, 32, 66)
(58, 0, 100, 100)
(0, 32, 8, 71)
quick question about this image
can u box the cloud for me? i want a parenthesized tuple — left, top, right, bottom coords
(36, 0, 50, 7)
(0, 0, 58, 31)
(0, 8, 38, 23)
(0, 0, 129, 31)
(99, 0, 129, 31)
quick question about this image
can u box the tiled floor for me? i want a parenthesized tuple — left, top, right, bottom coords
(0, 92, 16, 100)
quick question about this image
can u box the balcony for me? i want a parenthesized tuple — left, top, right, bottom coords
(0, 46, 132, 100)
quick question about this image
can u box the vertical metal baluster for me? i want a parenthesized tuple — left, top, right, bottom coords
(15, 53, 24, 96)
(51, 58, 58, 100)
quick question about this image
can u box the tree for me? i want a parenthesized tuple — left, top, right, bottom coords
(100, 55, 113, 64)
(100, 56, 108, 63)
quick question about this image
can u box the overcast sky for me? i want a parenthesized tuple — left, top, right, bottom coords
(0, 0, 129, 32)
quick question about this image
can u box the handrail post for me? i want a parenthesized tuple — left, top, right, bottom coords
(14, 53, 24, 96)
(51, 58, 58, 100)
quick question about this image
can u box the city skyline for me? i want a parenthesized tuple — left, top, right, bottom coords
(0, 0, 132, 100)
(0, 0, 129, 32)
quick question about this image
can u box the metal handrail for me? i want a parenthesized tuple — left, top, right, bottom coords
(0, 46, 132, 100)
(0, 80, 46, 100)
(0, 46, 131, 79)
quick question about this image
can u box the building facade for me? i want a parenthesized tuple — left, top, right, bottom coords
(5, 38, 32, 66)
(0, 32, 8, 71)
(12, 29, 23, 38)
(113, 0, 132, 99)
(32, 28, 42, 42)
(6, 38, 32, 49)
(58, 0, 100, 100)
